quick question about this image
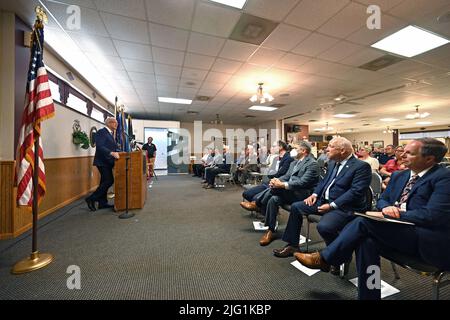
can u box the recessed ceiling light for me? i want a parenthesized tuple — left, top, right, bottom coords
(249, 105, 278, 112)
(371, 25, 449, 58)
(416, 121, 433, 125)
(208, 0, 247, 9)
(380, 118, 399, 122)
(334, 114, 356, 118)
(158, 97, 192, 105)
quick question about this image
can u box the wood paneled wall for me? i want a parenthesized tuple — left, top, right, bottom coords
(0, 157, 99, 239)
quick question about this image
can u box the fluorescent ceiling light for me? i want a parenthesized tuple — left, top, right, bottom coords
(208, 0, 247, 9)
(371, 25, 449, 57)
(249, 105, 278, 112)
(158, 97, 192, 105)
(334, 114, 356, 118)
(380, 118, 399, 122)
(416, 121, 433, 125)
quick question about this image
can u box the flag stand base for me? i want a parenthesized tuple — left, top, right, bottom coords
(119, 212, 135, 219)
(11, 251, 53, 275)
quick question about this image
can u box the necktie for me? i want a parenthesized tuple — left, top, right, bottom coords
(321, 162, 341, 200)
(397, 174, 419, 207)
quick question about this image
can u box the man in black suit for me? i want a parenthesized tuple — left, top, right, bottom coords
(258, 141, 319, 246)
(86, 117, 120, 211)
(296, 138, 450, 299)
(273, 137, 371, 261)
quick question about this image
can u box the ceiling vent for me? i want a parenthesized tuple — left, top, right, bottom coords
(185, 81, 197, 86)
(187, 111, 199, 115)
(309, 119, 318, 122)
(195, 95, 212, 102)
(229, 13, 279, 45)
(245, 115, 256, 118)
(271, 103, 286, 108)
(362, 123, 371, 126)
(359, 54, 404, 71)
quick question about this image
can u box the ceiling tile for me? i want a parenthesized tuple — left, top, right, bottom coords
(122, 58, 154, 73)
(70, 33, 118, 57)
(219, 40, 258, 61)
(44, 1, 109, 36)
(355, 0, 403, 12)
(292, 33, 340, 57)
(94, 0, 146, 19)
(205, 72, 233, 84)
(340, 47, 385, 66)
(211, 58, 243, 74)
(183, 53, 216, 70)
(187, 32, 226, 57)
(318, 2, 368, 38)
(318, 41, 364, 62)
(274, 53, 311, 70)
(86, 53, 125, 70)
(262, 24, 311, 51)
(154, 63, 182, 77)
(181, 68, 209, 81)
(113, 40, 152, 61)
(192, 2, 241, 38)
(100, 12, 149, 44)
(152, 47, 185, 66)
(129, 72, 156, 82)
(145, 0, 195, 29)
(149, 23, 189, 51)
(47, 0, 97, 9)
(155, 75, 180, 86)
(285, 0, 350, 30)
(248, 47, 285, 67)
(244, 0, 300, 22)
(388, 0, 450, 21)
(345, 14, 406, 45)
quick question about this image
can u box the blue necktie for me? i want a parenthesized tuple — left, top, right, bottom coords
(321, 162, 341, 199)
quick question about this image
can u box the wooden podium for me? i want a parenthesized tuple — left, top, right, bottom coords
(114, 151, 147, 211)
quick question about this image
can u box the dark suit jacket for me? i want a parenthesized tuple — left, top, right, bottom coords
(93, 127, 118, 168)
(377, 165, 450, 269)
(314, 155, 372, 212)
(279, 154, 319, 199)
(268, 152, 294, 179)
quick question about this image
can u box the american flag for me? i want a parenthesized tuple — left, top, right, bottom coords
(15, 21, 55, 206)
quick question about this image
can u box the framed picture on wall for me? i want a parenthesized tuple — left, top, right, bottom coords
(373, 140, 384, 149)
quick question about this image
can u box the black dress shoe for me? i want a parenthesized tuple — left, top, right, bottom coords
(98, 204, 114, 209)
(85, 198, 96, 211)
(273, 245, 299, 258)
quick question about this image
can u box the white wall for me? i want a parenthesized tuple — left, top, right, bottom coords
(42, 102, 104, 158)
(0, 12, 15, 161)
(132, 119, 180, 143)
(341, 130, 394, 148)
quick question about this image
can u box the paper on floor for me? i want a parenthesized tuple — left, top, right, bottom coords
(291, 260, 321, 276)
(349, 277, 400, 298)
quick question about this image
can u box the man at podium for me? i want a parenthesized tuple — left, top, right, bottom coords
(85, 117, 120, 211)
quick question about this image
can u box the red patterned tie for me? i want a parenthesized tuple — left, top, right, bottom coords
(397, 174, 419, 207)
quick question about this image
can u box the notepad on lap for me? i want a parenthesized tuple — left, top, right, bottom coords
(354, 212, 415, 225)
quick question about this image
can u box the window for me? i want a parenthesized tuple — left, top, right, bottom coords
(67, 93, 87, 114)
(49, 79, 61, 103)
(90, 108, 105, 123)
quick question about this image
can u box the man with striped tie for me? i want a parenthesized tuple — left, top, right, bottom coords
(295, 138, 450, 299)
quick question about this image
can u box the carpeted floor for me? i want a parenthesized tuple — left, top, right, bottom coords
(0, 175, 448, 300)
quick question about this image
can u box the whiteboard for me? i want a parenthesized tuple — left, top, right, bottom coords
(144, 128, 168, 170)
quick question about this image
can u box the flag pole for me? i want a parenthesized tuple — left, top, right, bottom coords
(12, 6, 53, 275)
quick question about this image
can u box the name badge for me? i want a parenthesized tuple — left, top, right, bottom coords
(400, 203, 407, 212)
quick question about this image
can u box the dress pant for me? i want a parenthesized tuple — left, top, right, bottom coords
(321, 217, 419, 299)
(282, 200, 355, 246)
(263, 189, 304, 231)
(242, 184, 268, 202)
(87, 165, 114, 206)
(206, 167, 228, 185)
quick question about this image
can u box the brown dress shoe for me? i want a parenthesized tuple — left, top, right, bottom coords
(294, 252, 330, 272)
(259, 230, 274, 246)
(240, 201, 258, 211)
(273, 245, 298, 258)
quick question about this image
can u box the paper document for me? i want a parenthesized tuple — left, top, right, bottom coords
(253, 221, 278, 231)
(349, 277, 400, 299)
(291, 261, 321, 276)
(354, 212, 415, 225)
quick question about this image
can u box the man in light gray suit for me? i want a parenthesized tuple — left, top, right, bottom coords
(258, 141, 320, 246)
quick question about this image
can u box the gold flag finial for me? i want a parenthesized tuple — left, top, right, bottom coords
(35, 6, 48, 24)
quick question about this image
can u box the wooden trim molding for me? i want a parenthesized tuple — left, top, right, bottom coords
(0, 157, 100, 239)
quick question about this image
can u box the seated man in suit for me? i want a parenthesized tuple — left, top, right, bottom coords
(85, 117, 120, 211)
(273, 137, 371, 261)
(258, 141, 319, 246)
(240, 140, 294, 210)
(295, 138, 450, 299)
(203, 146, 233, 189)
